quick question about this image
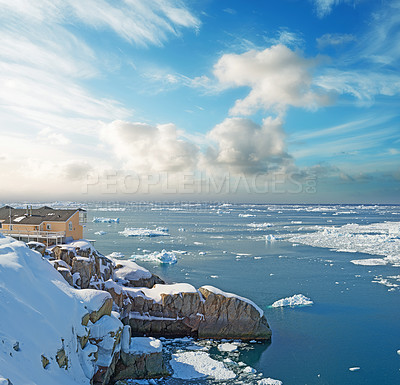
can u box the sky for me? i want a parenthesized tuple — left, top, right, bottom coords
(1, 0, 400, 203)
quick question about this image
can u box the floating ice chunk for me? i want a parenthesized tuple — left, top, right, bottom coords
(351, 258, 388, 266)
(243, 366, 257, 373)
(271, 294, 313, 308)
(258, 379, 283, 385)
(131, 250, 177, 264)
(92, 217, 119, 223)
(119, 227, 169, 237)
(170, 351, 236, 380)
(217, 342, 238, 352)
(94, 231, 107, 236)
(265, 234, 276, 242)
(349, 367, 360, 371)
(248, 222, 273, 229)
(239, 213, 256, 217)
(397, 349, 400, 355)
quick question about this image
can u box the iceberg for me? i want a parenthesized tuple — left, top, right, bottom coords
(131, 249, 177, 264)
(271, 294, 313, 308)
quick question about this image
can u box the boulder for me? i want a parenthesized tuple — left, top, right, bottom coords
(112, 332, 168, 381)
(198, 286, 272, 340)
(27, 241, 46, 256)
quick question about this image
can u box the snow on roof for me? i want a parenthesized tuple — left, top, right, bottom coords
(200, 285, 264, 317)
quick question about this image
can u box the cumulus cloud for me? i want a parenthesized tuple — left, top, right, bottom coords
(102, 120, 199, 173)
(213, 44, 331, 116)
(202, 117, 290, 174)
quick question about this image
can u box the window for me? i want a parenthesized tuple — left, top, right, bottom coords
(46, 224, 51, 230)
(68, 222, 73, 231)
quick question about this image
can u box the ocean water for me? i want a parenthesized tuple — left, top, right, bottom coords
(85, 202, 400, 385)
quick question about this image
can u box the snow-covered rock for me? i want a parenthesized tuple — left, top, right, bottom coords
(0, 236, 121, 385)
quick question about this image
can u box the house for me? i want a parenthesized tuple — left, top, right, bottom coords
(0, 205, 87, 245)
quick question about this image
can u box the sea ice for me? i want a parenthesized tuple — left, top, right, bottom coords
(94, 231, 107, 236)
(271, 294, 313, 308)
(217, 342, 238, 352)
(257, 379, 283, 385)
(288, 221, 400, 266)
(170, 351, 236, 380)
(92, 217, 119, 223)
(349, 367, 360, 371)
(119, 227, 169, 237)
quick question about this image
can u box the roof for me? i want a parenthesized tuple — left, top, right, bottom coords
(0, 206, 80, 225)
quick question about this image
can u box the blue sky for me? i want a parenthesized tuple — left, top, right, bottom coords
(1, 0, 399, 203)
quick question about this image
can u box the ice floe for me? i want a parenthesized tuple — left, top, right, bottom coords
(271, 294, 313, 308)
(119, 227, 169, 237)
(288, 221, 400, 266)
(170, 351, 236, 380)
(94, 231, 107, 236)
(258, 379, 283, 385)
(248, 222, 273, 229)
(218, 342, 239, 352)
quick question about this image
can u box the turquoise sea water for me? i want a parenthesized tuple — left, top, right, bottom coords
(85, 203, 400, 385)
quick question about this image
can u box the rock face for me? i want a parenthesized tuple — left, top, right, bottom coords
(101, 283, 271, 341)
(198, 286, 271, 340)
(51, 241, 114, 289)
(112, 327, 168, 381)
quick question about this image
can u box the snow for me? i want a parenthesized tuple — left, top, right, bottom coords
(13, 216, 26, 222)
(67, 239, 95, 253)
(128, 337, 162, 354)
(271, 294, 313, 308)
(110, 257, 152, 281)
(124, 283, 198, 303)
(170, 351, 236, 380)
(288, 221, 400, 266)
(119, 227, 169, 237)
(131, 249, 178, 264)
(92, 217, 119, 223)
(200, 285, 264, 317)
(218, 342, 238, 352)
(0, 235, 110, 384)
(257, 378, 283, 385)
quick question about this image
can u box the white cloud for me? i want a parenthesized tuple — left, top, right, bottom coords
(213, 44, 331, 116)
(316, 33, 355, 49)
(202, 117, 290, 174)
(101, 120, 199, 173)
(0, 0, 200, 47)
(38, 128, 71, 146)
(312, 0, 348, 18)
(315, 69, 400, 102)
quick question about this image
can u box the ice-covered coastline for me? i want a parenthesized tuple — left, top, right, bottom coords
(0, 234, 272, 385)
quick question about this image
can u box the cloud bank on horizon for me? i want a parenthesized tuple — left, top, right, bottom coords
(0, 0, 399, 202)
